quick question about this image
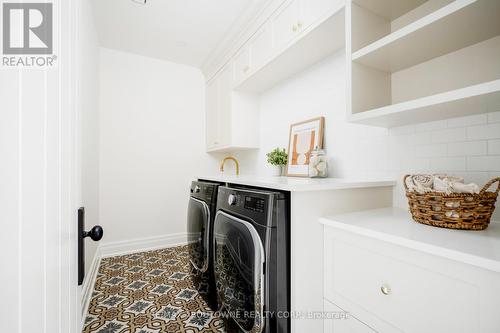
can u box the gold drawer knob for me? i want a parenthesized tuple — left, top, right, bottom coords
(380, 284, 391, 295)
(292, 24, 298, 32)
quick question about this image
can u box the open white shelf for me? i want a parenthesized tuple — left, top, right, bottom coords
(353, 0, 427, 20)
(347, 0, 500, 127)
(352, 0, 500, 72)
(349, 79, 500, 127)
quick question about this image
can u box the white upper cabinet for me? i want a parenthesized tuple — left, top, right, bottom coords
(205, 77, 219, 149)
(206, 65, 232, 149)
(248, 21, 274, 74)
(272, 0, 301, 51)
(235, 0, 345, 93)
(205, 0, 345, 150)
(301, 0, 342, 29)
(233, 45, 251, 86)
(272, 0, 343, 52)
(205, 63, 259, 153)
(217, 64, 232, 147)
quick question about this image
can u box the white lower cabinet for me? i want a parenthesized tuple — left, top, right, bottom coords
(323, 223, 500, 333)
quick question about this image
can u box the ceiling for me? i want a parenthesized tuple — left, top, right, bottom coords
(91, 0, 259, 68)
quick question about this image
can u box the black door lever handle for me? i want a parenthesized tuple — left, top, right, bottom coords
(83, 225, 103, 241)
(78, 206, 104, 285)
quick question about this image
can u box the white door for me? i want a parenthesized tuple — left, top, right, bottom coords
(0, 0, 81, 332)
(272, 0, 300, 51)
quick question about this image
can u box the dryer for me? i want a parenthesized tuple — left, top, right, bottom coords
(214, 186, 290, 333)
(187, 180, 221, 310)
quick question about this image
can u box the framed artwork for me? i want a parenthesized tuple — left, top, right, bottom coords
(286, 117, 325, 177)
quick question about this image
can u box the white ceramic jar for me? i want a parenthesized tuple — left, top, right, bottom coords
(308, 147, 328, 178)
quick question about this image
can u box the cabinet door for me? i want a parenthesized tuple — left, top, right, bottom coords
(272, 0, 300, 51)
(233, 45, 250, 85)
(300, 0, 340, 30)
(248, 21, 273, 73)
(324, 300, 376, 333)
(205, 78, 219, 149)
(217, 64, 232, 147)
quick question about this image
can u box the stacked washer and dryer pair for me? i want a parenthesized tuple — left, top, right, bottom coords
(187, 180, 290, 333)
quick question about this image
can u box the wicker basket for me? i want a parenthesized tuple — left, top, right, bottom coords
(404, 175, 500, 230)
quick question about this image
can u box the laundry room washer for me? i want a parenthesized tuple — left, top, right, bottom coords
(213, 186, 290, 333)
(187, 180, 221, 310)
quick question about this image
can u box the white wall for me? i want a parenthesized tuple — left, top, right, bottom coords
(238, 50, 500, 219)
(80, 0, 100, 278)
(99, 48, 219, 244)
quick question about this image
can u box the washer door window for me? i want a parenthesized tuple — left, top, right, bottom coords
(214, 211, 265, 333)
(187, 197, 210, 272)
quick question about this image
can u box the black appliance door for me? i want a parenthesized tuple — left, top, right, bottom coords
(214, 211, 265, 333)
(187, 197, 210, 272)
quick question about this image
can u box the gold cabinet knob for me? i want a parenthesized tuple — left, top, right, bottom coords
(380, 284, 391, 295)
(292, 24, 298, 32)
(297, 21, 303, 28)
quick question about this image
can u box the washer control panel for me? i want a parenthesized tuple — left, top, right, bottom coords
(244, 196, 265, 213)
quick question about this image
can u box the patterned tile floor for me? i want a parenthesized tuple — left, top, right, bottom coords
(82, 245, 233, 333)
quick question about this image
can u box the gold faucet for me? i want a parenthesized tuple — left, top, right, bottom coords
(220, 156, 240, 175)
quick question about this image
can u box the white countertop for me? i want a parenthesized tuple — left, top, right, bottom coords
(197, 174, 396, 192)
(320, 207, 500, 273)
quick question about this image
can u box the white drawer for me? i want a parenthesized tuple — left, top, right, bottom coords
(325, 236, 479, 333)
(324, 299, 375, 333)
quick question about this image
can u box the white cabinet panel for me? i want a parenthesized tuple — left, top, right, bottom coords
(272, 0, 300, 51)
(327, 238, 478, 333)
(322, 223, 495, 333)
(301, 0, 341, 29)
(249, 22, 274, 73)
(205, 78, 219, 149)
(233, 46, 250, 85)
(205, 63, 259, 152)
(324, 300, 375, 333)
(218, 64, 232, 146)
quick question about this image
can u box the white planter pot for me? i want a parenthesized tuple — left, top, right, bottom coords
(272, 165, 285, 176)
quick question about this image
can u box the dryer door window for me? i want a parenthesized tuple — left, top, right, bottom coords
(187, 197, 210, 272)
(214, 211, 265, 333)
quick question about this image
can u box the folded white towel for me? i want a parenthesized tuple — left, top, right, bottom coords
(407, 174, 479, 194)
(406, 174, 434, 194)
(452, 182, 480, 194)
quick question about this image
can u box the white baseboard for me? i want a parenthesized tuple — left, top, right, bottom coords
(99, 232, 188, 258)
(80, 246, 101, 325)
(80, 232, 188, 330)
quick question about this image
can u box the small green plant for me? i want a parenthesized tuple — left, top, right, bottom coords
(266, 147, 288, 166)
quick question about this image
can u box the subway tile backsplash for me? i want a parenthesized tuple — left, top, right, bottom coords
(382, 112, 500, 214)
